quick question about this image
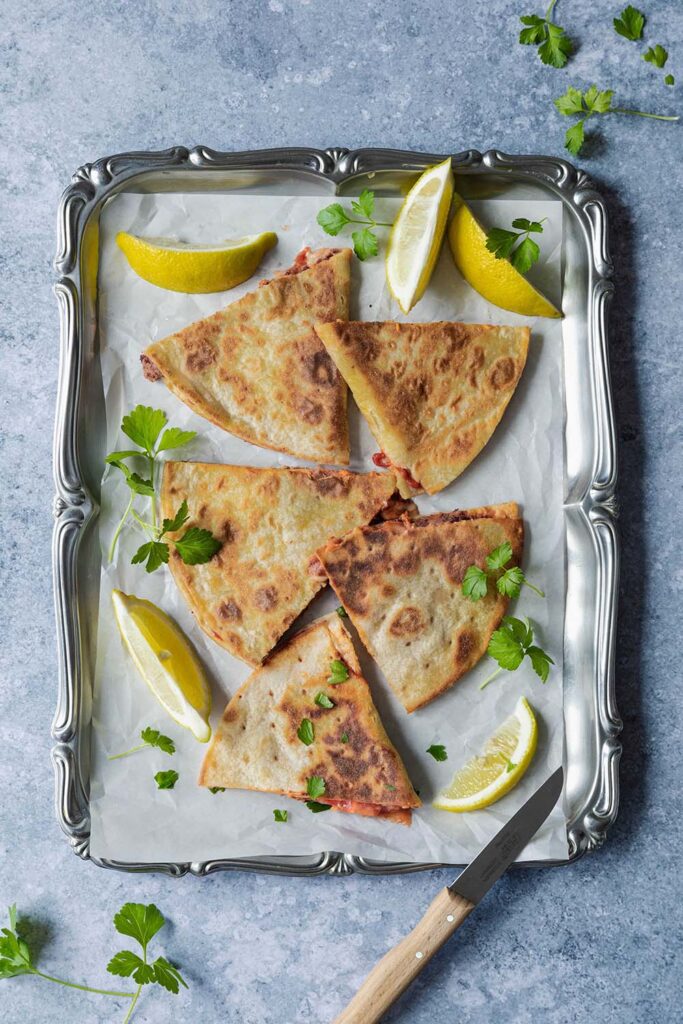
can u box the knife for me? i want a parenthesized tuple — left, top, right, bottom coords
(332, 766, 563, 1024)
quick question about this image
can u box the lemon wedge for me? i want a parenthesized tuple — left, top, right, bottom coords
(447, 195, 561, 318)
(433, 697, 537, 812)
(112, 590, 212, 742)
(116, 231, 278, 293)
(386, 157, 454, 313)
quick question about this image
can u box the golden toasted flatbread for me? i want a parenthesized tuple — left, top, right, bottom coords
(142, 248, 352, 464)
(314, 320, 530, 495)
(317, 503, 524, 712)
(199, 614, 420, 824)
(161, 461, 397, 665)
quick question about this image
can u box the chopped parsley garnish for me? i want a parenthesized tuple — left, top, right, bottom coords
(306, 776, 326, 799)
(154, 770, 179, 790)
(427, 744, 448, 762)
(273, 809, 288, 822)
(314, 692, 335, 709)
(297, 719, 315, 746)
(328, 659, 350, 685)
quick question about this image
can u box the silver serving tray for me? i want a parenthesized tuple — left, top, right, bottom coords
(52, 146, 621, 877)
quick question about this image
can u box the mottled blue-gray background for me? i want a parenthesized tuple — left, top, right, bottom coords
(1, 1, 682, 1021)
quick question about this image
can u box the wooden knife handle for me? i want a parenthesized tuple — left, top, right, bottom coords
(332, 887, 474, 1024)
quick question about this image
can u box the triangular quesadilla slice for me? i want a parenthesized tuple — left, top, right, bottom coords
(199, 614, 420, 824)
(316, 502, 524, 712)
(142, 248, 352, 464)
(314, 320, 530, 495)
(161, 461, 397, 665)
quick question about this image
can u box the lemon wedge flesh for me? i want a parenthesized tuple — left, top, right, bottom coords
(448, 195, 561, 318)
(386, 157, 454, 313)
(433, 697, 538, 812)
(116, 231, 278, 294)
(112, 590, 211, 742)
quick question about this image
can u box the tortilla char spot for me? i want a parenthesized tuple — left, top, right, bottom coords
(183, 332, 217, 373)
(393, 549, 420, 575)
(224, 706, 239, 723)
(218, 599, 242, 622)
(299, 397, 324, 424)
(389, 606, 425, 637)
(444, 538, 481, 584)
(456, 628, 476, 663)
(468, 346, 485, 387)
(254, 586, 278, 611)
(305, 349, 337, 387)
(381, 583, 396, 598)
(489, 356, 516, 390)
(310, 472, 351, 498)
(221, 519, 235, 542)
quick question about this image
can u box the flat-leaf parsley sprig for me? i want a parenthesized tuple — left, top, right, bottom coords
(106, 405, 221, 572)
(107, 903, 187, 1021)
(1, 902, 187, 1022)
(317, 189, 393, 261)
(485, 218, 547, 275)
(462, 541, 545, 603)
(555, 84, 679, 156)
(108, 726, 176, 761)
(518, 0, 572, 68)
(481, 616, 554, 690)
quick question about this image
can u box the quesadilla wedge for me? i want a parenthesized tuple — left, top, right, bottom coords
(314, 320, 530, 495)
(199, 614, 421, 824)
(142, 247, 352, 464)
(161, 461, 397, 665)
(316, 502, 524, 712)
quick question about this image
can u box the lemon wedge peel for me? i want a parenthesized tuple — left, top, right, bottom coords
(385, 157, 454, 313)
(112, 590, 212, 742)
(433, 697, 538, 813)
(447, 195, 561, 319)
(116, 231, 278, 294)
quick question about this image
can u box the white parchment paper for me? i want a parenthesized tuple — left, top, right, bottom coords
(90, 193, 567, 864)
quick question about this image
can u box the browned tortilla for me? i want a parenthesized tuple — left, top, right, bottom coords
(161, 461, 397, 665)
(314, 320, 530, 495)
(142, 249, 352, 464)
(199, 614, 420, 823)
(317, 503, 524, 712)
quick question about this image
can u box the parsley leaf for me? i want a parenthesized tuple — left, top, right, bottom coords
(340, 731, 349, 744)
(665, 74, 675, 86)
(613, 5, 645, 41)
(297, 718, 315, 746)
(113, 903, 165, 948)
(351, 227, 379, 261)
(328, 659, 350, 685)
(496, 565, 526, 599)
(107, 950, 155, 984)
(140, 727, 175, 755)
(0, 906, 33, 978)
(209, 787, 225, 794)
(314, 692, 335, 709)
(131, 540, 169, 573)
(273, 809, 288, 822)
(485, 217, 545, 275)
(486, 541, 513, 572)
(156, 427, 196, 453)
(154, 770, 179, 790)
(427, 744, 448, 762)
(160, 500, 190, 535)
(352, 188, 375, 218)
(564, 119, 586, 156)
(150, 956, 188, 994)
(481, 616, 554, 689)
(336, 605, 348, 618)
(306, 775, 326, 799)
(305, 800, 332, 813)
(461, 565, 489, 601)
(121, 406, 167, 454)
(519, 2, 572, 68)
(316, 203, 351, 236)
(317, 190, 393, 260)
(174, 527, 222, 565)
(643, 45, 668, 69)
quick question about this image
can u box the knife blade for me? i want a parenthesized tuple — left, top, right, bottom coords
(332, 767, 564, 1024)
